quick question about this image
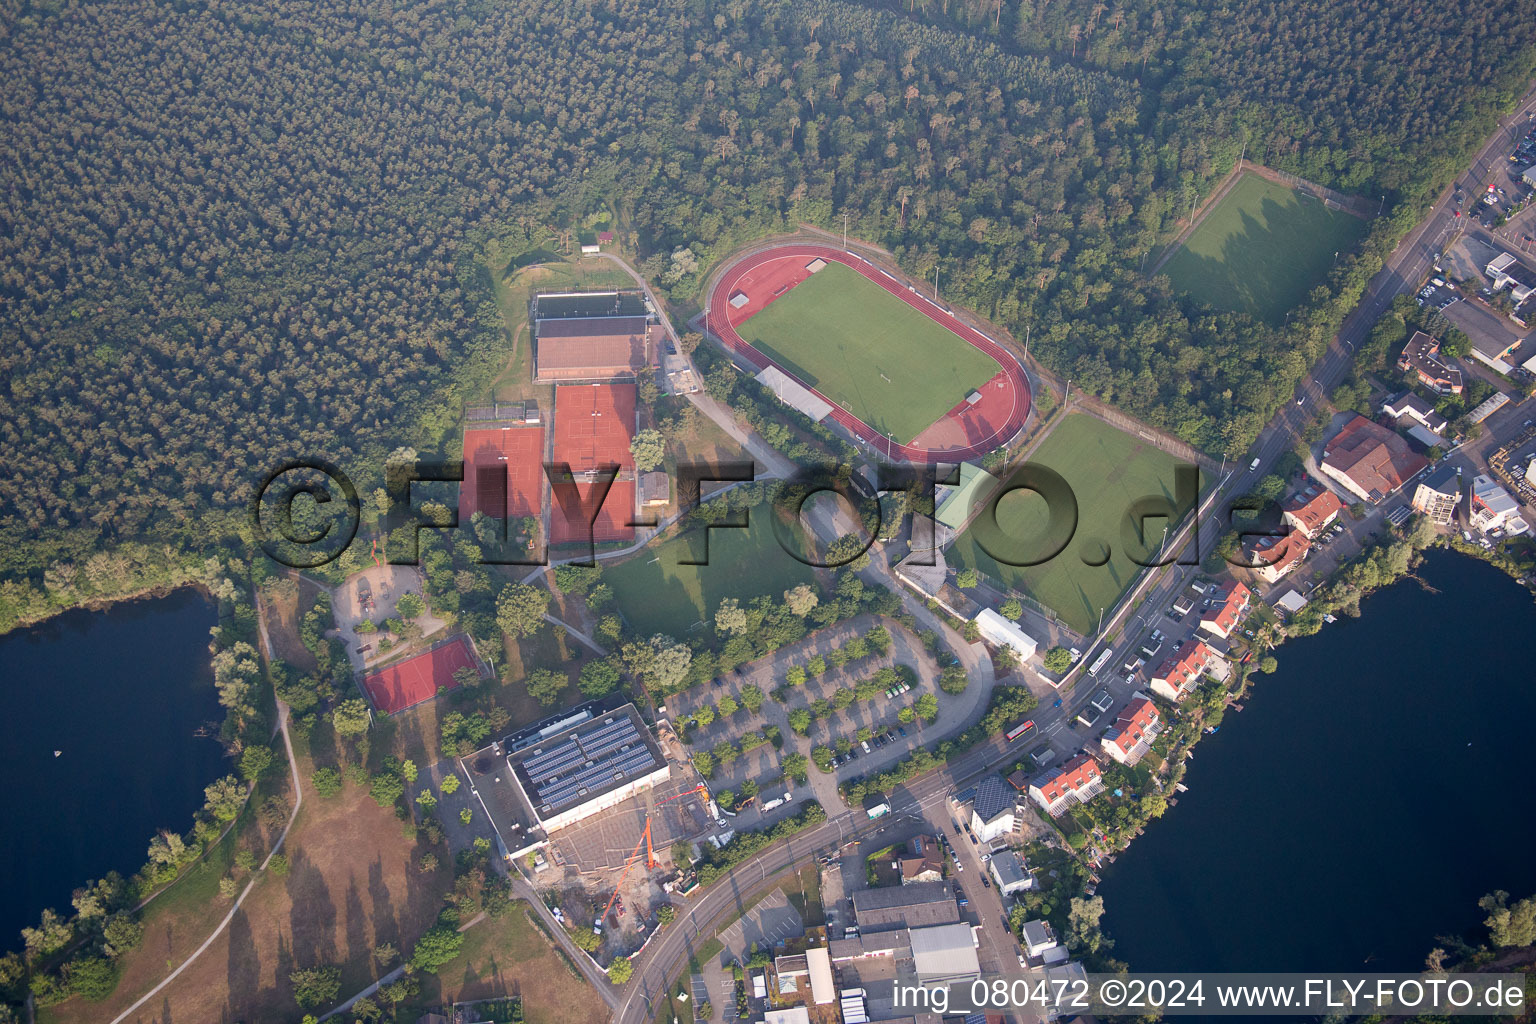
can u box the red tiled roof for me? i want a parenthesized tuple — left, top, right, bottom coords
(1035, 753, 1101, 803)
(1252, 528, 1311, 578)
(1282, 487, 1345, 538)
(1322, 414, 1429, 502)
(1202, 581, 1251, 636)
(1154, 637, 1218, 693)
(1104, 695, 1159, 754)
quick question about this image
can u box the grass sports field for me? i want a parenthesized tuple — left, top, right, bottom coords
(947, 414, 1193, 636)
(736, 261, 1000, 442)
(1162, 172, 1367, 323)
(606, 500, 816, 637)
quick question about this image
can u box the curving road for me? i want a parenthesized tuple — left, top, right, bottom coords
(623, 84, 1536, 1024)
(706, 243, 1031, 463)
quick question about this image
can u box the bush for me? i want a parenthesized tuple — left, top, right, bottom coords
(311, 767, 342, 797)
(410, 924, 466, 973)
(64, 956, 119, 1002)
(290, 964, 341, 1010)
(1042, 647, 1073, 673)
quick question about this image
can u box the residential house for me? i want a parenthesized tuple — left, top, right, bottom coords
(1249, 528, 1311, 585)
(1412, 467, 1462, 525)
(1021, 920, 1066, 962)
(1380, 392, 1449, 436)
(988, 850, 1034, 896)
(1199, 580, 1252, 639)
(1396, 332, 1463, 395)
(900, 835, 945, 885)
(1282, 486, 1346, 539)
(1027, 753, 1105, 817)
(1099, 692, 1161, 766)
(1319, 414, 1429, 504)
(1150, 638, 1227, 703)
(969, 774, 1018, 843)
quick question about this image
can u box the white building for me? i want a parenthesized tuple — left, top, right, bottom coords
(804, 946, 835, 1005)
(973, 607, 1038, 661)
(1099, 693, 1161, 766)
(1471, 474, 1521, 533)
(1021, 920, 1068, 964)
(988, 849, 1034, 896)
(969, 775, 1018, 843)
(754, 365, 833, 422)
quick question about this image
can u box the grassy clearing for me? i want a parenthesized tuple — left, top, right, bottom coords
(1162, 172, 1367, 323)
(413, 907, 609, 1024)
(736, 261, 999, 442)
(605, 501, 817, 637)
(947, 414, 1192, 635)
(44, 766, 451, 1024)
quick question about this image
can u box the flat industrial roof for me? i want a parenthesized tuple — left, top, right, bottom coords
(909, 922, 980, 981)
(534, 290, 649, 320)
(507, 703, 662, 818)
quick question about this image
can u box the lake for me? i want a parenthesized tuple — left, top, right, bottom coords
(1100, 548, 1536, 972)
(0, 588, 225, 943)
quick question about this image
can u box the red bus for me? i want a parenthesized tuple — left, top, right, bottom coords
(1005, 720, 1035, 742)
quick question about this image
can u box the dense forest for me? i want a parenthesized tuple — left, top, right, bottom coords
(2, 0, 1534, 625)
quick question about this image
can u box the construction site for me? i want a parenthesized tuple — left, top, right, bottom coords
(462, 701, 720, 960)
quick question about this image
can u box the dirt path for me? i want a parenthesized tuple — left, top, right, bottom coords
(107, 701, 304, 1024)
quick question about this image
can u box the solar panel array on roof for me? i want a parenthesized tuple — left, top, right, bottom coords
(517, 713, 659, 814)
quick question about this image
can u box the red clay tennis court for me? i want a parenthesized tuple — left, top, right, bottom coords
(361, 634, 478, 714)
(552, 382, 637, 473)
(550, 478, 636, 544)
(461, 426, 544, 519)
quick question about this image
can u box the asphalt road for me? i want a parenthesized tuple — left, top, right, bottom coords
(615, 85, 1536, 1024)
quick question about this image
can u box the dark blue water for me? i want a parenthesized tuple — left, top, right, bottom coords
(1101, 548, 1536, 972)
(0, 589, 225, 941)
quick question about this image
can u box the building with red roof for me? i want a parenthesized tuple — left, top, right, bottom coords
(1250, 528, 1311, 585)
(1319, 414, 1429, 504)
(1199, 580, 1252, 640)
(1282, 485, 1345, 539)
(1150, 637, 1226, 703)
(1099, 693, 1161, 766)
(1027, 753, 1106, 817)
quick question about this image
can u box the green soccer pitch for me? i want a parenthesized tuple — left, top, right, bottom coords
(946, 414, 1196, 636)
(734, 261, 1001, 442)
(1162, 172, 1368, 324)
(604, 501, 817, 638)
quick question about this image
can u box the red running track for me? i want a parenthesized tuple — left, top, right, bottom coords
(706, 244, 1030, 464)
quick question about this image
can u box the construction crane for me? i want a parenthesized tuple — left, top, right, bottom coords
(592, 783, 712, 935)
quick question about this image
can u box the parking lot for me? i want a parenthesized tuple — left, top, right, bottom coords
(714, 887, 804, 963)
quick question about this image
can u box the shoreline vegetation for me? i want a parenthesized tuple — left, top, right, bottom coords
(0, 554, 288, 1014)
(1064, 523, 1536, 978)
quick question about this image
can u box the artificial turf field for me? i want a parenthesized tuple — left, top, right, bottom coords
(735, 261, 1001, 442)
(1161, 172, 1367, 323)
(605, 501, 817, 637)
(946, 414, 1194, 636)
